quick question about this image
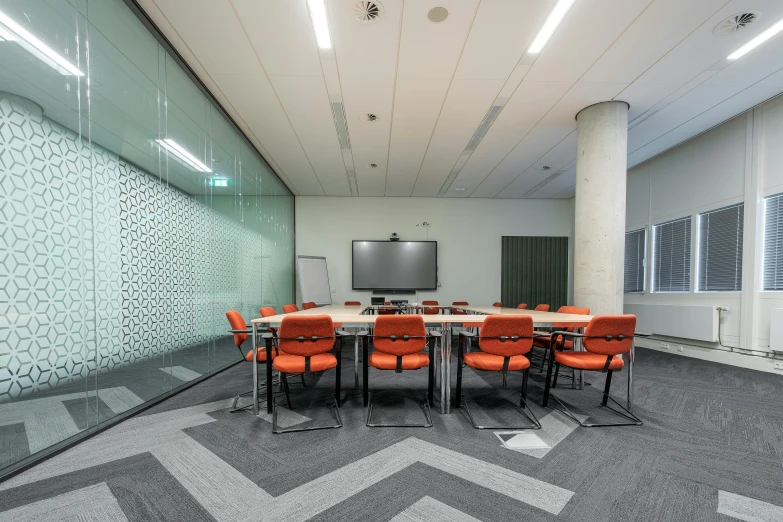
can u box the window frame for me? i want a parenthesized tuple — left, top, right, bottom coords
(696, 203, 744, 293)
(651, 215, 693, 294)
(624, 228, 647, 293)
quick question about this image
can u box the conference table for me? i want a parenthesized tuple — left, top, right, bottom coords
(250, 305, 635, 416)
(251, 305, 634, 415)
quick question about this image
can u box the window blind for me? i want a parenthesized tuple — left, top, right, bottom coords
(698, 204, 743, 292)
(764, 193, 783, 290)
(653, 216, 691, 292)
(624, 229, 645, 293)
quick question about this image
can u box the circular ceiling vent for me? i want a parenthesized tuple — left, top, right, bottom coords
(359, 113, 378, 123)
(714, 11, 760, 35)
(428, 7, 449, 23)
(354, 1, 384, 23)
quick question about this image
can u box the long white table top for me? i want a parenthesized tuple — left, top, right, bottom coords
(251, 305, 592, 326)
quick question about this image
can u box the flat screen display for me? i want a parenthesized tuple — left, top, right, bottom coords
(352, 240, 437, 290)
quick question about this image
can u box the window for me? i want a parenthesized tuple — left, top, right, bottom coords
(764, 193, 783, 290)
(624, 229, 646, 292)
(698, 204, 743, 291)
(653, 216, 692, 292)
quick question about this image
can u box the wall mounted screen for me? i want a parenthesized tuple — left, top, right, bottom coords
(352, 241, 437, 290)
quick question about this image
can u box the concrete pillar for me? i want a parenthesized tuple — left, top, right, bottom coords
(574, 101, 628, 315)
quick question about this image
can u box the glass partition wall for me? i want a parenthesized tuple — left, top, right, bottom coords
(0, 0, 294, 478)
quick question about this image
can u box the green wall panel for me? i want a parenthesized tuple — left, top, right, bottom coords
(501, 236, 568, 310)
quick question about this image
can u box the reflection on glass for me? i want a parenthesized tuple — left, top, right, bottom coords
(0, 0, 294, 478)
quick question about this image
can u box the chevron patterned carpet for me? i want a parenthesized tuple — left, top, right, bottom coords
(0, 344, 782, 521)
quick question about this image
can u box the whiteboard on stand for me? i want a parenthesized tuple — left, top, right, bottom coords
(297, 256, 332, 306)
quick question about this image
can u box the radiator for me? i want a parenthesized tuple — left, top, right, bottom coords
(623, 304, 719, 342)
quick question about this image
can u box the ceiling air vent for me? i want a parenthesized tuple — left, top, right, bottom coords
(714, 12, 760, 35)
(354, 1, 383, 23)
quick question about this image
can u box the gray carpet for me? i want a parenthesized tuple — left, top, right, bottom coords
(0, 341, 782, 521)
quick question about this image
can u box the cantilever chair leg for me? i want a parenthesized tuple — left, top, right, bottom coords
(457, 335, 540, 430)
(365, 337, 434, 428)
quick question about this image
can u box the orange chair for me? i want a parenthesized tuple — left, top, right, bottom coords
(517, 304, 528, 309)
(282, 304, 299, 314)
(451, 301, 468, 315)
(260, 306, 305, 387)
(492, 302, 503, 307)
(542, 315, 642, 427)
(303, 302, 317, 310)
(362, 315, 435, 427)
(421, 300, 440, 315)
(533, 306, 590, 373)
(226, 310, 287, 413)
(534, 304, 550, 311)
(345, 301, 362, 306)
(456, 316, 540, 430)
(377, 301, 397, 315)
(264, 315, 344, 433)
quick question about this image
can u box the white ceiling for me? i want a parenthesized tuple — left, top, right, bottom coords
(137, 0, 783, 199)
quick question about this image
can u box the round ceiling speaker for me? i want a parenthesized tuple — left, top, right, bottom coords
(428, 7, 449, 23)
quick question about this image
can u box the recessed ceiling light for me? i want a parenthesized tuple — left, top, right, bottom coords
(728, 15, 783, 60)
(155, 139, 212, 172)
(307, 0, 332, 49)
(428, 7, 449, 23)
(0, 10, 84, 76)
(454, 187, 466, 192)
(527, 0, 577, 54)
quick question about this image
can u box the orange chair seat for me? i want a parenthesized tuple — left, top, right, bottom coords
(273, 353, 337, 373)
(463, 352, 530, 371)
(245, 348, 275, 363)
(369, 352, 430, 370)
(554, 351, 624, 371)
(533, 336, 573, 349)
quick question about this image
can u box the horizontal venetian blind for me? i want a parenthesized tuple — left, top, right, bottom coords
(698, 204, 743, 292)
(624, 229, 645, 293)
(764, 194, 783, 290)
(653, 216, 691, 292)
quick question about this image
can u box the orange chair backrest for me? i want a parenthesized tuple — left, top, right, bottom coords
(303, 302, 317, 310)
(259, 306, 277, 317)
(345, 301, 361, 306)
(583, 315, 636, 356)
(421, 300, 439, 314)
(451, 301, 468, 315)
(226, 310, 247, 347)
(517, 304, 528, 309)
(492, 302, 502, 307)
(282, 304, 299, 314)
(373, 315, 427, 355)
(554, 305, 590, 330)
(479, 316, 533, 357)
(535, 304, 550, 311)
(278, 315, 335, 356)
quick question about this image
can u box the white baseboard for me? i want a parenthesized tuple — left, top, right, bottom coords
(636, 338, 783, 374)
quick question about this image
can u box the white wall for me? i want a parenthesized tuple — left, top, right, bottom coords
(624, 94, 783, 371)
(295, 197, 575, 307)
